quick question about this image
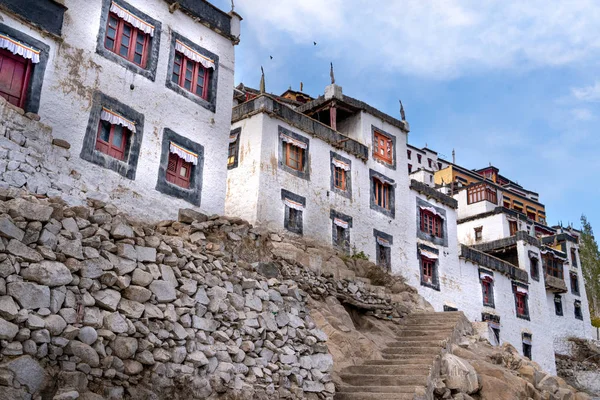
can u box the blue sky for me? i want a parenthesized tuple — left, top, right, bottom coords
(214, 0, 600, 231)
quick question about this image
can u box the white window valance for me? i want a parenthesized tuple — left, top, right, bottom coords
(331, 158, 350, 171)
(522, 336, 532, 345)
(515, 286, 528, 295)
(169, 142, 198, 165)
(419, 205, 445, 220)
(479, 270, 494, 282)
(333, 218, 348, 229)
(0, 34, 40, 63)
(110, 2, 155, 37)
(373, 175, 394, 186)
(280, 133, 307, 150)
(229, 130, 240, 144)
(420, 249, 438, 260)
(376, 237, 391, 248)
(283, 198, 304, 211)
(488, 321, 500, 330)
(100, 108, 136, 133)
(175, 40, 215, 70)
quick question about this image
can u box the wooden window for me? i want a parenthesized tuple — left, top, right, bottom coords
(420, 209, 443, 238)
(543, 255, 563, 279)
(166, 152, 192, 189)
(373, 179, 391, 210)
(538, 216, 546, 225)
(503, 200, 511, 208)
(288, 208, 300, 230)
(570, 248, 578, 267)
(428, 158, 432, 168)
(421, 256, 434, 284)
(570, 272, 579, 295)
(228, 140, 238, 167)
(408, 164, 412, 174)
(373, 131, 393, 163)
(530, 257, 539, 281)
(481, 278, 494, 307)
(0, 48, 32, 109)
(574, 301, 583, 320)
(417, 154, 422, 163)
(515, 292, 528, 319)
(335, 225, 347, 249)
(407, 149, 411, 160)
(509, 220, 518, 236)
(514, 205, 523, 213)
(467, 183, 497, 205)
(333, 167, 346, 190)
(284, 143, 304, 171)
(95, 120, 129, 161)
(171, 52, 210, 99)
(104, 13, 150, 67)
(554, 295, 563, 316)
(527, 211, 536, 220)
(522, 342, 532, 360)
(474, 227, 483, 241)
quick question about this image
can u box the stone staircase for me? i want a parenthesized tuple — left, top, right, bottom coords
(335, 311, 469, 400)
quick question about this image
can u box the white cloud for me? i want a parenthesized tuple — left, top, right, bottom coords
(571, 108, 594, 121)
(236, 0, 600, 79)
(571, 82, 600, 102)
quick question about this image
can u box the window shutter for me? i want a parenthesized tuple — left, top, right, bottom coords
(167, 152, 177, 172)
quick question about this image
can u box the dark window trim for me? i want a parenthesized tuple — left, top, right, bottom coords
(281, 189, 305, 235)
(374, 229, 392, 271)
(371, 125, 397, 170)
(554, 294, 563, 316)
(278, 126, 310, 180)
(228, 127, 241, 170)
(513, 282, 530, 320)
(0, 23, 50, 114)
(570, 272, 580, 296)
(574, 300, 583, 320)
(418, 245, 440, 291)
(330, 151, 352, 199)
(165, 31, 219, 112)
(96, 0, 161, 81)
(0, 0, 66, 37)
(81, 91, 144, 180)
(416, 197, 448, 247)
(369, 169, 395, 218)
(330, 209, 352, 253)
(155, 128, 204, 206)
(529, 255, 540, 282)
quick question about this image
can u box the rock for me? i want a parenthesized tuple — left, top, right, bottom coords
(245, 294, 262, 312)
(0, 295, 19, 320)
(117, 243, 136, 260)
(135, 246, 156, 262)
(0, 318, 18, 340)
(149, 280, 176, 303)
(442, 354, 479, 394)
(178, 209, 208, 223)
(22, 261, 72, 286)
(123, 359, 143, 375)
(78, 327, 98, 345)
(310, 353, 333, 372)
(93, 289, 121, 311)
(104, 312, 128, 333)
(131, 269, 153, 287)
(81, 258, 111, 279)
(536, 375, 560, 394)
(44, 314, 67, 335)
(69, 341, 99, 367)
(1, 355, 47, 393)
(256, 262, 280, 279)
(6, 198, 53, 221)
(53, 390, 80, 400)
(118, 298, 144, 318)
(0, 215, 24, 240)
(8, 281, 51, 309)
(187, 351, 209, 366)
(7, 239, 43, 262)
(123, 285, 152, 303)
(111, 223, 134, 239)
(111, 336, 138, 359)
(193, 317, 219, 332)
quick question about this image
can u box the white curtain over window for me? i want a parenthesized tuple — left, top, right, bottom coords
(522, 335, 532, 345)
(0, 34, 40, 63)
(283, 198, 304, 211)
(100, 108, 136, 133)
(479, 270, 494, 281)
(419, 205, 445, 220)
(419, 249, 438, 260)
(515, 286, 528, 295)
(175, 40, 215, 70)
(229, 130, 240, 144)
(110, 2, 155, 37)
(376, 237, 391, 247)
(280, 134, 307, 149)
(169, 142, 198, 165)
(331, 158, 350, 171)
(333, 218, 348, 229)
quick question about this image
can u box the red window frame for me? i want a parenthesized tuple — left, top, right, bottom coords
(285, 143, 304, 171)
(417, 154, 422, 163)
(509, 220, 518, 236)
(467, 183, 497, 205)
(166, 152, 192, 189)
(171, 51, 210, 100)
(420, 209, 443, 238)
(482, 278, 493, 306)
(421, 256, 434, 283)
(95, 120, 129, 161)
(333, 166, 346, 190)
(104, 13, 150, 68)
(407, 149, 411, 160)
(408, 164, 412, 174)
(373, 179, 390, 209)
(0, 48, 32, 109)
(373, 131, 393, 163)
(515, 292, 527, 317)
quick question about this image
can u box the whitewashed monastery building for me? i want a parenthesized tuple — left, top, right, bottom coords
(0, 0, 241, 218)
(226, 79, 592, 374)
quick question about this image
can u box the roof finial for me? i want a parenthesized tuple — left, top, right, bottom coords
(300, 82, 304, 92)
(259, 66, 265, 94)
(231, 0, 235, 11)
(330, 62, 335, 85)
(399, 100, 406, 121)
(452, 149, 456, 164)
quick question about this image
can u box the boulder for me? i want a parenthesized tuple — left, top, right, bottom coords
(1, 355, 47, 394)
(111, 336, 138, 359)
(8, 281, 51, 309)
(0, 318, 18, 340)
(178, 208, 208, 223)
(149, 280, 176, 303)
(0, 295, 19, 320)
(92, 289, 121, 311)
(21, 261, 72, 286)
(68, 341, 99, 367)
(442, 354, 479, 394)
(78, 326, 98, 345)
(6, 198, 53, 221)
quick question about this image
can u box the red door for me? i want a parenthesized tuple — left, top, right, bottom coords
(0, 48, 31, 108)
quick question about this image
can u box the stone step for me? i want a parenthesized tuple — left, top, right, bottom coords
(364, 358, 435, 366)
(337, 385, 421, 394)
(386, 339, 446, 348)
(393, 332, 452, 340)
(399, 320, 459, 327)
(381, 353, 438, 361)
(340, 374, 427, 387)
(342, 364, 431, 376)
(334, 392, 417, 400)
(394, 329, 454, 337)
(383, 346, 441, 355)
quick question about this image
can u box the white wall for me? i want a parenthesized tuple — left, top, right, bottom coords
(0, 0, 235, 219)
(457, 214, 508, 245)
(454, 190, 498, 220)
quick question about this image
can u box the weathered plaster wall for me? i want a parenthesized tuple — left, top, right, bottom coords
(457, 214, 508, 244)
(454, 190, 497, 220)
(0, 0, 236, 218)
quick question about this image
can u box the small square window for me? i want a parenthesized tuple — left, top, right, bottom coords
(166, 152, 192, 189)
(574, 300, 583, 320)
(104, 12, 151, 68)
(514, 288, 529, 320)
(420, 254, 439, 290)
(554, 295, 563, 316)
(95, 120, 130, 161)
(374, 179, 391, 210)
(417, 154, 422, 164)
(228, 129, 241, 170)
(530, 257, 539, 281)
(334, 167, 346, 190)
(330, 153, 352, 199)
(171, 51, 212, 100)
(570, 272, 580, 296)
(408, 164, 412, 174)
(279, 128, 309, 180)
(373, 131, 393, 164)
(474, 227, 483, 241)
(282, 189, 305, 235)
(481, 278, 494, 307)
(420, 209, 443, 238)
(407, 149, 411, 160)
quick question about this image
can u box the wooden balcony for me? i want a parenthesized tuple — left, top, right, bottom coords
(544, 274, 568, 293)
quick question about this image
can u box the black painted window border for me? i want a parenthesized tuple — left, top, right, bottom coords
(418, 244, 440, 291)
(165, 31, 219, 112)
(416, 197, 448, 247)
(479, 268, 495, 308)
(330, 151, 352, 199)
(512, 282, 530, 321)
(574, 300, 583, 320)
(278, 126, 310, 180)
(374, 229, 393, 271)
(96, 0, 161, 81)
(228, 128, 241, 170)
(369, 169, 395, 218)
(371, 125, 397, 170)
(155, 128, 204, 206)
(81, 91, 144, 180)
(0, 23, 50, 114)
(554, 294, 563, 316)
(529, 255, 540, 282)
(330, 209, 352, 253)
(570, 272, 580, 296)
(282, 189, 305, 235)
